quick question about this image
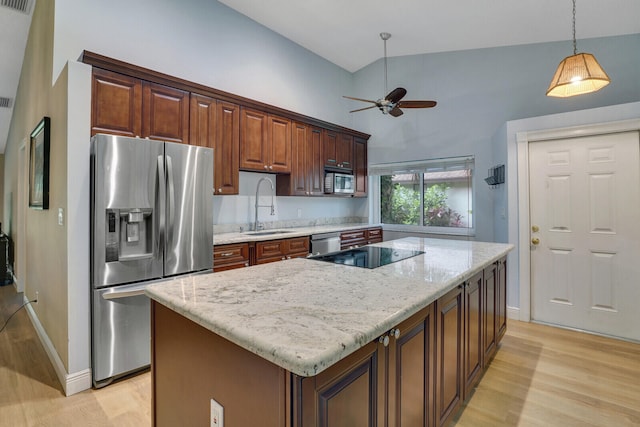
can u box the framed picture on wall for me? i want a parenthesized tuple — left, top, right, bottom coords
(29, 116, 50, 210)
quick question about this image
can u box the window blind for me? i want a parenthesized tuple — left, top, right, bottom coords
(368, 156, 474, 176)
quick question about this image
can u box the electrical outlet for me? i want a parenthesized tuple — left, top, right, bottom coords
(210, 398, 223, 427)
(35, 291, 39, 304)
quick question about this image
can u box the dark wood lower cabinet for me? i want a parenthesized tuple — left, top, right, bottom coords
(483, 263, 498, 364)
(388, 305, 435, 427)
(435, 285, 464, 427)
(497, 258, 507, 342)
(152, 257, 507, 427)
(295, 305, 434, 427)
(463, 272, 483, 400)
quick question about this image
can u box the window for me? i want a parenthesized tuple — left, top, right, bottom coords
(372, 157, 474, 235)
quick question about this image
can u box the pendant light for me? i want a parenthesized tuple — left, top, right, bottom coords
(546, 0, 610, 97)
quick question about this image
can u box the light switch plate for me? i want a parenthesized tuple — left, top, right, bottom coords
(210, 398, 224, 427)
(58, 208, 64, 226)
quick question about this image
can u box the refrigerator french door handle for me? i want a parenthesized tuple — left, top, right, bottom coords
(157, 155, 166, 255)
(166, 155, 175, 246)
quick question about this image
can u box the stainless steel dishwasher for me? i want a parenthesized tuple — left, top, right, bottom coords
(310, 232, 341, 255)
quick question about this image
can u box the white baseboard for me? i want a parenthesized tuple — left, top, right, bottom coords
(507, 305, 520, 320)
(24, 296, 92, 396)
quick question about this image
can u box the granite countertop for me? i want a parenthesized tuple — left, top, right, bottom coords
(145, 237, 513, 377)
(213, 223, 380, 245)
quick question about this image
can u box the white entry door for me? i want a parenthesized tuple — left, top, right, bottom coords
(529, 131, 640, 341)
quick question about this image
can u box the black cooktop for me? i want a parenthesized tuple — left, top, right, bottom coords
(310, 246, 424, 269)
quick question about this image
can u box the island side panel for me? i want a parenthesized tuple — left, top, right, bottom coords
(151, 301, 290, 427)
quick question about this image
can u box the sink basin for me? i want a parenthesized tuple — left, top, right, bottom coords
(244, 230, 295, 236)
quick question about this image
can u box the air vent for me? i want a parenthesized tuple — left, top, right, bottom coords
(0, 97, 13, 109)
(1, 0, 31, 14)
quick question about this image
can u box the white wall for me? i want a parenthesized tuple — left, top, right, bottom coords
(504, 102, 640, 311)
(54, 0, 355, 128)
(352, 34, 640, 242)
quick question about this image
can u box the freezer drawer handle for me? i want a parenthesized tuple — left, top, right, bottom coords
(102, 288, 147, 300)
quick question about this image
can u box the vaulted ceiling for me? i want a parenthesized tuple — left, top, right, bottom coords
(1, 0, 639, 153)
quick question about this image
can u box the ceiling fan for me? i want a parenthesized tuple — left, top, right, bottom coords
(343, 32, 437, 117)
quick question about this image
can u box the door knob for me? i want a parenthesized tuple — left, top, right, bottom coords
(531, 237, 540, 245)
(532, 225, 539, 232)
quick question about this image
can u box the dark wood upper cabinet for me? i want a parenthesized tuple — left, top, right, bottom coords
(190, 94, 239, 195)
(190, 93, 216, 149)
(240, 107, 291, 173)
(142, 82, 189, 144)
(336, 133, 353, 171)
(268, 115, 292, 172)
(353, 137, 367, 197)
(214, 100, 240, 195)
(277, 122, 323, 196)
(86, 53, 370, 198)
(322, 129, 338, 169)
(91, 68, 142, 137)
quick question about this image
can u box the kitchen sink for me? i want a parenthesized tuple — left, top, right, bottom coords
(244, 230, 295, 236)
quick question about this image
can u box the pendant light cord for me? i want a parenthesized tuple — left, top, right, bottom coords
(572, 0, 577, 55)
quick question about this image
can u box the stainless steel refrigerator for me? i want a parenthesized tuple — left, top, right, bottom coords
(90, 133, 213, 387)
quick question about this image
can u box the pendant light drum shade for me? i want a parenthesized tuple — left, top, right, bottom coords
(546, 52, 611, 97)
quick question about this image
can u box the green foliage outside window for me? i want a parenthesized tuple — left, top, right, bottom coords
(380, 176, 465, 227)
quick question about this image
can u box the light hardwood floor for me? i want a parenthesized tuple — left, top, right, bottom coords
(1, 284, 639, 426)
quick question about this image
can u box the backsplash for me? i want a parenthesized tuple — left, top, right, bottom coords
(213, 216, 368, 234)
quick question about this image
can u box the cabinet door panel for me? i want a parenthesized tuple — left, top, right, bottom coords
(354, 137, 367, 197)
(337, 133, 353, 171)
(290, 122, 309, 195)
(142, 82, 189, 143)
(190, 94, 216, 149)
(214, 101, 240, 195)
(286, 237, 309, 256)
(309, 127, 324, 195)
(497, 258, 507, 342)
(300, 340, 380, 427)
(464, 272, 483, 400)
(435, 286, 463, 427)
(389, 305, 434, 427)
(322, 130, 338, 168)
(269, 115, 291, 172)
(483, 263, 497, 363)
(91, 68, 142, 137)
(240, 108, 269, 171)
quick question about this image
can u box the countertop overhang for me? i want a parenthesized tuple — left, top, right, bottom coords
(145, 237, 513, 377)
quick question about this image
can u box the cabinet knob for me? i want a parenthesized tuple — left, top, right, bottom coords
(286, 256, 291, 259)
(379, 335, 390, 347)
(390, 328, 400, 339)
(218, 188, 222, 193)
(269, 165, 273, 170)
(244, 262, 249, 267)
(264, 165, 268, 169)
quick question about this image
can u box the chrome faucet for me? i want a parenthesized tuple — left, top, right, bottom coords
(254, 177, 275, 231)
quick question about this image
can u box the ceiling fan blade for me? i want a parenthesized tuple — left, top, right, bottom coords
(388, 106, 404, 117)
(343, 95, 377, 104)
(397, 100, 437, 109)
(349, 105, 377, 113)
(385, 87, 407, 104)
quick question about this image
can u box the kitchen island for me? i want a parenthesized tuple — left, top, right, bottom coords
(146, 237, 512, 426)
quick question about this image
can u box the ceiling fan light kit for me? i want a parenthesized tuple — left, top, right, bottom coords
(343, 32, 437, 117)
(546, 0, 610, 98)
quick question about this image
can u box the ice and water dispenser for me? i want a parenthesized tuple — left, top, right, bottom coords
(104, 208, 154, 263)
